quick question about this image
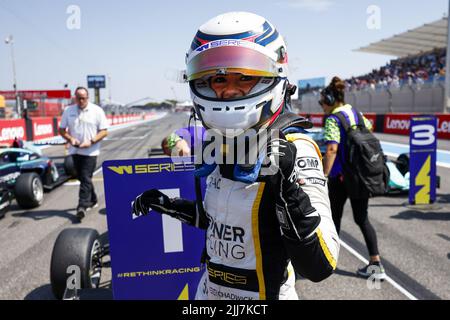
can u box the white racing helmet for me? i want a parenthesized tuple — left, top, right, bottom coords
(185, 12, 290, 137)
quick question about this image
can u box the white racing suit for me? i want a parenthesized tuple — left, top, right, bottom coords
(152, 132, 340, 300)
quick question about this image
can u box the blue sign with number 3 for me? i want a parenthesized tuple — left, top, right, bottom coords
(409, 116, 437, 205)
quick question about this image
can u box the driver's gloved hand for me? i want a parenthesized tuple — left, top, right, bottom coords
(268, 135, 321, 242)
(131, 189, 172, 218)
(131, 189, 197, 225)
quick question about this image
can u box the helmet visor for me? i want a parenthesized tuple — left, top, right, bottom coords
(186, 46, 280, 81)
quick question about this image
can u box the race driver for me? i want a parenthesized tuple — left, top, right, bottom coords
(132, 12, 339, 300)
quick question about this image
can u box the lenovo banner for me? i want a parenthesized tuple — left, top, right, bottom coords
(384, 114, 411, 135)
(384, 114, 450, 140)
(32, 117, 55, 141)
(0, 119, 27, 144)
(437, 114, 450, 139)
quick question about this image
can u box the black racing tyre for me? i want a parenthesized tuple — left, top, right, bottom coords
(14, 172, 44, 209)
(396, 153, 409, 176)
(64, 155, 77, 178)
(50, 228, 102, 300)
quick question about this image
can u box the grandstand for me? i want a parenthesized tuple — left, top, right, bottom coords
(300, 17, 449, 114)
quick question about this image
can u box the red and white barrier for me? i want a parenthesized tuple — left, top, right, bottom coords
(32, 117, 54, 141)
(106, 114, 145, 126)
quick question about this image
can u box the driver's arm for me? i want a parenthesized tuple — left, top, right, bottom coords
(275, 137, 340, 282)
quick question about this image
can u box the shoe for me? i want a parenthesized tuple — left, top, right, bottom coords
(357, 262, 386, 281)
(86, 201, 99, 212)
(76, 207, 87, 222)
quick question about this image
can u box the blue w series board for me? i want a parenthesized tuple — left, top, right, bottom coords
(103, 157, 205, 300)
(409, 115, 437, 205)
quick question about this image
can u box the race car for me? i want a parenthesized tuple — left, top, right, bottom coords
(0, 146, 71, 218)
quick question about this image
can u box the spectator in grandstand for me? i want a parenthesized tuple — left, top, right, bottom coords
(59, 87, 109, 222)
(339, 48, 446, 92)
(391, 75, 401, 88)
(320, 76, 386, 281)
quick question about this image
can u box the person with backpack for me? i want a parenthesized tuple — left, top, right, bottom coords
(320, 76, 387, 280)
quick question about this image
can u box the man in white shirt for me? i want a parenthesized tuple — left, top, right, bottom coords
(59, 87, 108, 221)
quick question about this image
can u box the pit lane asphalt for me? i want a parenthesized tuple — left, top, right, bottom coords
(0, 113, 448, 300)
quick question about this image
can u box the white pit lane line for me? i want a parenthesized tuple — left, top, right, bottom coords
(339, 240, 418, 300)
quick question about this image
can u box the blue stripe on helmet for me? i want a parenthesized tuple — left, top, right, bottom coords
(258, 29, 279, 47)
(255, 22, 273, 43)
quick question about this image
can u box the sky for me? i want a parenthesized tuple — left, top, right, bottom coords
(0, 0, 448, 105)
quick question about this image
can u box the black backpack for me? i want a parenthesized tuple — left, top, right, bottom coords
(334, 109, 390, 198)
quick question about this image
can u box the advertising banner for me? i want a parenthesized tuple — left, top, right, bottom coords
(0, 119, 27, 144)
(103, 157, 205, 300)
(383, 114, 411, 135)
(437, 114, 450, 140)
(32, 117, 55, 140)
(383, 114, 450, 140)
(409, 116, 437, 205)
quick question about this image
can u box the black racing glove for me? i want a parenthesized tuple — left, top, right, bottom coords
(131, 189, 197, 225)
(132, 189, 171, 217)
(268, 135, 321, 242)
